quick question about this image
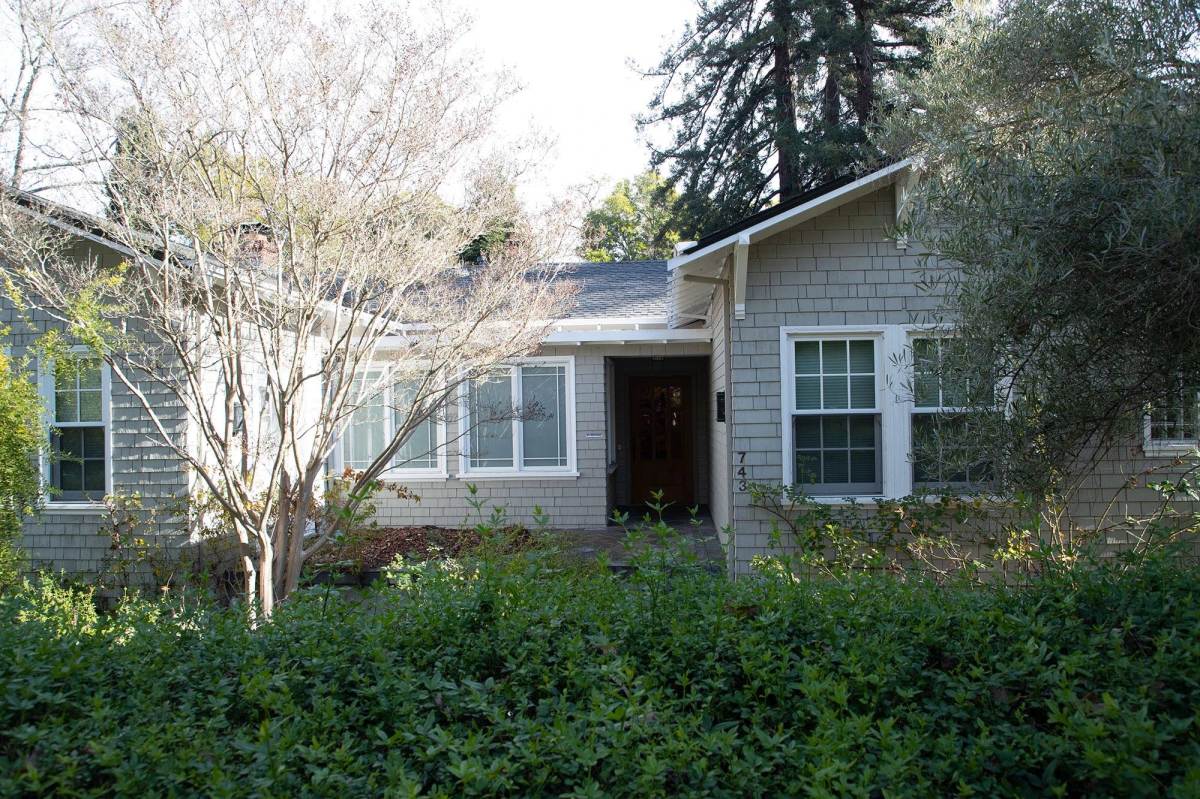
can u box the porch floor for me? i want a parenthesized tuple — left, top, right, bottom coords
(559, 509, 725, 570)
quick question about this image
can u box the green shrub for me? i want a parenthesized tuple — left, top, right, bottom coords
(0, 551, 1197, 796)
(0, 345, 43, 590)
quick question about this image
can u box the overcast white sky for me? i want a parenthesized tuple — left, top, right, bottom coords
(457, 0, 695, 202)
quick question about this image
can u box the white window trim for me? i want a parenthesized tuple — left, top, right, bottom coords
(1142, 414, 1199, 459)
(329, 375, 450, 480)
(37, 346, 113, 509)
(458, 356, 578, 477)
(782, 325, 990, 502)
(907, 330, 998, 491)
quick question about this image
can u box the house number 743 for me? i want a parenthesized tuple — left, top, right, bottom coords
(736, 451, 747, 491)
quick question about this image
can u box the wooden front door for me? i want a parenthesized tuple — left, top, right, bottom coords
(629, 376, 693, 505)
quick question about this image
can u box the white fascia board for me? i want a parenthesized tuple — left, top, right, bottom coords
(666, 159, 914, 271)
(549, 315, 671, 329)
(543, 328, 712, 345)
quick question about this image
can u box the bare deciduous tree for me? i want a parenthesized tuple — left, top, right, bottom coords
(0, 0, 102, 193)
(0, 0, 574, 616)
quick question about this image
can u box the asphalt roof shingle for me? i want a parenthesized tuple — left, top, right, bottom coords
(554, 260, 669, 320)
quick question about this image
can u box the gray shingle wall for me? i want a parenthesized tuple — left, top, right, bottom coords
(367, 342, 712, 530)
(1066, 441, 1200, 556)
(4, 240, 190, 576)
(726, 187, 943, 572)
(723, 186, 1198, 573)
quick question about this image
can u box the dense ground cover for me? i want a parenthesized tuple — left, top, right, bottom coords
(1, 549, 1198, 797)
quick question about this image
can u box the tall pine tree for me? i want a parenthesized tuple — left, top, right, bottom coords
(640, 0, 946, 236)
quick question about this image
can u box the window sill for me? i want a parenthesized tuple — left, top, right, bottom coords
(1143, 442, 1198, 459)
(795, 492, 1007, 507)
(41, 501, 107, 515)
(378, 470, 450, 482)
(457, 471, 580, 481)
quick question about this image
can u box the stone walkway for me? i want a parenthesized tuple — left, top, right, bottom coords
(558, 510, 725, 570)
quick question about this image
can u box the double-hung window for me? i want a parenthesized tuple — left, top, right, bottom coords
(340, 372, 442, 474)
(48, 355, 109, 502)
(788, 337, 881, 495)
(910, 337, 992, 488)
(1145, 378, 1199, 455)
(464, 359, 574, 474)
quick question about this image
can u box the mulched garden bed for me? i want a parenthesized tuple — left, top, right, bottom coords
(308, 525, 540, 572)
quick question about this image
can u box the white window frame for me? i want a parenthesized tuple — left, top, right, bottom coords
(38, 346, 113, 510)
(1143, 383, 1200, 458)
(781, 326, 908, 500)
(458, 356, 578, 479)
(330, 373, 449, 480)
(908, 332, 994, 490)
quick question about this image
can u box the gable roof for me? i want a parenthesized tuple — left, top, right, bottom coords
(669, 158, 912, 272)
(555, 260, 669, 320)
(667, 159, 915, 326)
(678, 174, 859, 257)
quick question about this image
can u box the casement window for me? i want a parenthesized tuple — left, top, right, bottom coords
(340, 373, 443, 474)
(45, 354, 110, 502)
(463, 359, 575, 475)
(910, 337, 992, 487)
(787, 337, 881, 495)
(1145, 379, 1199, 455)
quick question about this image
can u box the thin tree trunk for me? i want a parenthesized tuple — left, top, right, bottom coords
(282, 476, 314, 599)
(770, 0, 802, 200)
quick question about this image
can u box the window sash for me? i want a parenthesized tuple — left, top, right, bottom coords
(911, 337, 971, 411)
(467, 371, 515, 469)
(911, 412, 993, 487)
(341, 372, 442, 473)
(1149, 384, 1200, 442)
(465, 362, 572, 473)
(793, 338, 877, 413)
(792, 413, 882, 494)
(46, 354, 109, 502)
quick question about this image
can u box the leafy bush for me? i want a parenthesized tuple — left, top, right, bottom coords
(0, 551, 1197, 796)
(0, 345, 43, 589)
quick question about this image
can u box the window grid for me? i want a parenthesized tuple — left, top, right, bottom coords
(788, 337, 881, 493)
(910, 337, 991, 487)
(1149, 383, 1199, 442)
(49, 356, 107, 501)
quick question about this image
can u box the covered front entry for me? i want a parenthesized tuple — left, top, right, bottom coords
(629, 375, 693, 504)
(607, 356, 710, 513)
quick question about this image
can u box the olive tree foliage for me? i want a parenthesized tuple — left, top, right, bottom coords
(0, 0, 573, 616)
(882, 0, 1200, 498)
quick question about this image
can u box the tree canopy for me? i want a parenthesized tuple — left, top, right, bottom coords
(640, 0, 947, 237)
(580, 171, 681, 262)
(883, 0, 1200, 495)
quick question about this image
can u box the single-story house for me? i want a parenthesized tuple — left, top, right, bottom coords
(5, 160, 1196, 576)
